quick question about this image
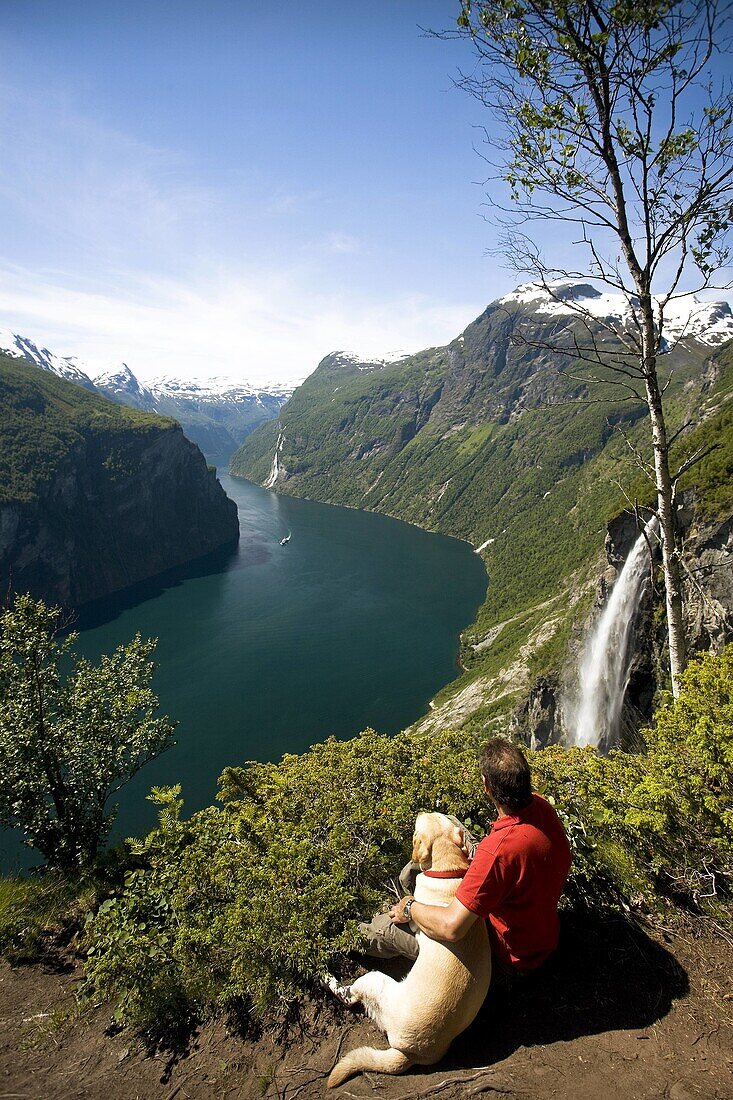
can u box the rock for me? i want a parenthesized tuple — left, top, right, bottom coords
(512, 676, 561, 749)
(681, 513, 733, 652)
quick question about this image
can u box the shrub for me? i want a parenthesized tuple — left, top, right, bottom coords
(81, 648, 733, 1033)
(0, 594, 176, 867)
(81, 730, 489, 1030)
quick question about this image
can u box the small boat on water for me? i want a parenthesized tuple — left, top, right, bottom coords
(280, 531, 292, 546)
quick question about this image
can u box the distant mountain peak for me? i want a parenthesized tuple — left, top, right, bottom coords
(499, 280, 733, 347)
(1, 325, 297, 461)
(145, 375, 299, 401)
(94, 362, 136, 384)
(0, 327, 98, 390)
(95, 362, 147, 389)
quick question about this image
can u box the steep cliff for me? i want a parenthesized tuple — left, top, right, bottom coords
(0, 354, 239, 608)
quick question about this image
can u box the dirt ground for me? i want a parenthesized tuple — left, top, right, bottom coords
(2, 911, 732, 1100)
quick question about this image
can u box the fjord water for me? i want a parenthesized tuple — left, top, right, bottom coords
(1, 475, 486, 870)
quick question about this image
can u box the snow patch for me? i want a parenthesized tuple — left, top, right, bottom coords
(0, 327, 97, 387)
(499, 280, 733, 347)
(330, 349, 410, 370)
(145, 375, 297, 401)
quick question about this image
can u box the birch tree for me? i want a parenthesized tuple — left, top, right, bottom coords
(453, 0, 733, 695)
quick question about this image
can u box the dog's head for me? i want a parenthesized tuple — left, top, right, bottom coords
(412, 812, 466, 868)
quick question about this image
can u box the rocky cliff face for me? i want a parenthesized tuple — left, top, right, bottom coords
(512, 500, 733, 750)
(0, 355, 239, 608)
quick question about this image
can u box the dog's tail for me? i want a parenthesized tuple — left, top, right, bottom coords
(327, 1045, 412, 1088)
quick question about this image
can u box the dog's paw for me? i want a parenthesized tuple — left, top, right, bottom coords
(320, 972, 358, 1007)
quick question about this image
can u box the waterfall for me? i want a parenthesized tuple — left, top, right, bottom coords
(264, 431, 284, 489)
(569, 517, 659, 750)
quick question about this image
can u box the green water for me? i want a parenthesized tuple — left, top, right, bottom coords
(1, 475, 486, 870)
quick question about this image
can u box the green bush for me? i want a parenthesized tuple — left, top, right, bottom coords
(81, 648, 733, 1034)
(0, 594, 176, 867)
(81, 730, 489, 1031)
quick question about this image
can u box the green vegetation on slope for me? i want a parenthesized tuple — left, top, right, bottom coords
(71, 646, 732, 1033)
(232, 311, 732, 723)
(0, 353, 172, 505)
(0, 872, 93, 963)
(676, 345, 733, 521)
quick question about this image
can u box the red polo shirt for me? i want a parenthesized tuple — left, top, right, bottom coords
(456, 794, 571, 971)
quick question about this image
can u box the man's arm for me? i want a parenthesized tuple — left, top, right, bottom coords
(388, 895, 478, 943)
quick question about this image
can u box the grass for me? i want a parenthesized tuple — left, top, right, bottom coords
(0, 874, 81, 961)
(456, 422, 495, 456)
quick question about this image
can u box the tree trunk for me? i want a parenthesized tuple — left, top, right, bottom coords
(640, 304, 686, 696)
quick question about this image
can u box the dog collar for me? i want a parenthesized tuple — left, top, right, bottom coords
(422, 868, 468, 879)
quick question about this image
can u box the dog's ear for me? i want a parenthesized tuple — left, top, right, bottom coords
(452, 823, 466, 852)
(412, 831, 429, 865)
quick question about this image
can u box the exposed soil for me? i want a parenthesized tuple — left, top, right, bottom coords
(2, 911, 732, 1100)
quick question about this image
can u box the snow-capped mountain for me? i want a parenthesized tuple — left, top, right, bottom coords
(499, 282, 733, 348)
(93, 370, 298, 462)
(0, 327, 98, 391)
(94, 363, 154, 409)
(0, 328, 298, 462)
(232, 275, 733, 516)
(145, 375, 297, 404)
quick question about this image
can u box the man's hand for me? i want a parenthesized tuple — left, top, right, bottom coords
(388, 895, 414, 924)
(389, 894, 479, 943)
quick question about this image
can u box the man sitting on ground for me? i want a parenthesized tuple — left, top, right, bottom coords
(365, 738, 572, 975)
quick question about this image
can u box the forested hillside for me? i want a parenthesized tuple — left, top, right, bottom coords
(232, 287, 733, 734)
(0, 355, 239, 607)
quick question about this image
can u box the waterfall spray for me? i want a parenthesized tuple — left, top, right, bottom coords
(569, 517, 659, 750)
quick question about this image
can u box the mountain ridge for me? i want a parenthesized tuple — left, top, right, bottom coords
(231, 280, 733, 738)
(0, 327, 297, 462)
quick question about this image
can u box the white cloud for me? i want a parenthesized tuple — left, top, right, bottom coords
(0, 78, 485, 386)
(0, 262, 478, 385)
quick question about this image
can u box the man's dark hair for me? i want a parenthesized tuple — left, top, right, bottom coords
(479, 738, 532, 812)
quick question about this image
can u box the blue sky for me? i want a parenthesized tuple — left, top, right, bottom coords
(0, 0, 507, 382)
(0, 2, 730, 384)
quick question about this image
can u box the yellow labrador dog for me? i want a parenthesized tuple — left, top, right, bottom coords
(326, 812, 490, 1087)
